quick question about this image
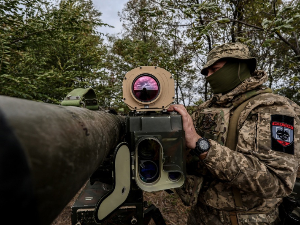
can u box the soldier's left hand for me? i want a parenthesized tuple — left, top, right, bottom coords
(168, 104, 201, 149)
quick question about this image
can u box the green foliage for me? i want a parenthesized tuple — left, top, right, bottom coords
(2, 0, 300, 108)
(110, 0, 198, 106)
(0, 0, 110, 104)
(158, 0, 300, 104)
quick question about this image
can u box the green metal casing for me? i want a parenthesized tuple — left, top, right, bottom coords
(126, 112, 186, 192)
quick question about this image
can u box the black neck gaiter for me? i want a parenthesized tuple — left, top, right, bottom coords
(206, 61, 251, 94)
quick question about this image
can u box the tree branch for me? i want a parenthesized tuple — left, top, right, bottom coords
(293, 32, 299, 55)
(229, 19, 264, 31)
(275, 31, 300, 58)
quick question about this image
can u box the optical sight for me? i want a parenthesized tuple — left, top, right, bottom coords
(94, 66, 186, 223)
(123, 66, 186, 192)
(123, 66, 175, 111)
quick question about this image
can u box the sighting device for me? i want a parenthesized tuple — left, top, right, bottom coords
(71, 66, 186, 224)
(121, 66, 185, 192)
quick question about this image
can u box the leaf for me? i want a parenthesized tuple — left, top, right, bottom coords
(217, 18, 230, 23)
(294, 14, 300, 19)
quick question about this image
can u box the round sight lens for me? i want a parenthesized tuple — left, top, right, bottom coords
(139, 160, 159, 183)
(168, 172, 181, 182)
(132, 75, 159, 102)
(138, 139, 160, 159)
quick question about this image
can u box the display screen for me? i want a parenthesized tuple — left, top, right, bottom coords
(132, 75, 159, 102)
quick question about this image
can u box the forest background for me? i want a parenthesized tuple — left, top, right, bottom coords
(1, 0, 300, 112)
(1, 0, 300, 224)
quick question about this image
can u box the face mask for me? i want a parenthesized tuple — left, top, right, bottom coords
(206, 61, 251, 94)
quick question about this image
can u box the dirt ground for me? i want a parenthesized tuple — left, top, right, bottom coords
(51, 183, 190, 225)
(143, 190, 190, 225)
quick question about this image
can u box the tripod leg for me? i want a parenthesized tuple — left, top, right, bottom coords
(144, 204, 166, 225)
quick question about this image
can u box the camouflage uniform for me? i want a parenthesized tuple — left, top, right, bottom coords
(178, 43, 300, 225)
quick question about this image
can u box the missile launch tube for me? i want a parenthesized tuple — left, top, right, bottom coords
(0, 95, 125, 225)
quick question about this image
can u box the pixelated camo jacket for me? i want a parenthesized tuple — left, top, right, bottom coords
(188, 70, 300, 217)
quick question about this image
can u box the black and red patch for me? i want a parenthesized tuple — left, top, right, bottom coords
(271, 115, 294, 155)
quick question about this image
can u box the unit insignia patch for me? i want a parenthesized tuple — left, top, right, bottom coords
(271, 115, 294, 155)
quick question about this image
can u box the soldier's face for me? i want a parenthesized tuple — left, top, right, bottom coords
(207, 60, 227, 77)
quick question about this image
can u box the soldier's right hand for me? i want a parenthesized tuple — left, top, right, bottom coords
(168, 104, 201, 149)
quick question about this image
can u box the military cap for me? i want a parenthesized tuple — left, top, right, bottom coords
(201, 42, 257, 75)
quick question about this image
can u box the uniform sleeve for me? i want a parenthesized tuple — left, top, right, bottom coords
(202, 104, 299, 198)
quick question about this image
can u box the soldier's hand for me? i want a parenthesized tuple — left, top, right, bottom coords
(168, 104, 201, 149)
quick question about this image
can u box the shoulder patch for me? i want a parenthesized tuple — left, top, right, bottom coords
(271, 115, 294, 155)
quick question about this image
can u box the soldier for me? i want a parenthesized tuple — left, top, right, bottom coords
(168, 42, 300, 225)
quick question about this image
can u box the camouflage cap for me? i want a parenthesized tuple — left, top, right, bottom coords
(201, 42, 257, 75)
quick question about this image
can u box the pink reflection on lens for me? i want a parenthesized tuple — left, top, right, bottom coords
(133, 75, 159, 102)
(133, 76, 158, 91)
